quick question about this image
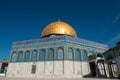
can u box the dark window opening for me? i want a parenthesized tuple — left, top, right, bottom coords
(97, 54, 103, 58)
(31, 65, 36, 74)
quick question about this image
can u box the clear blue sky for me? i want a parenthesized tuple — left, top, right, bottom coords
(0, 0, 120, 61)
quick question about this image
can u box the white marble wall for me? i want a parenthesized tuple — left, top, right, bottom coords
(64, 60, 73, 78)
(74, 61, 82, 77)
(45, 61, 54, 76)
(7, 61, 89, 78)
(81, 62, 90, 76)
(54, 61, 63, 76)
(36, 62, 45, 76)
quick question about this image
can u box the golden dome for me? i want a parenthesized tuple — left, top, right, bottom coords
(41, 21, 77, 38)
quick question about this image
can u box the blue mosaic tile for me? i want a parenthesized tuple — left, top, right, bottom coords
(12, 35, 108, 50)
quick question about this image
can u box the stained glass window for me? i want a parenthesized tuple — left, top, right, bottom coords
(19, 51, 23, 61)
(82, 50, 88, 61)
(49, 49, 54, 60)
(40, 49, 45, 61)
(69, 48, 73, 59)
(58, 48, 63, 59)
(33, 50, 37, 61)
(12, 52, 17, 61)
(25, 51, 30, 61)
(75, 49, 81, 60)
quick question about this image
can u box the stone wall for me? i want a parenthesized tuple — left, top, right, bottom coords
(6, 61, 90, 78)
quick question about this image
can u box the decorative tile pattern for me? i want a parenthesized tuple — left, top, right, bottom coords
(10, 35, 108, 62)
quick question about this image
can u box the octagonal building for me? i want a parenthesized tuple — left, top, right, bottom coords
(7, 20, 108, 78)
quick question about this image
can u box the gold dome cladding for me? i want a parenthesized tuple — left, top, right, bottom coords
(41, 21, 77, 38)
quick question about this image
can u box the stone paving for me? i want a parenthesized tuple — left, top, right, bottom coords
(0, 77, 119, 80)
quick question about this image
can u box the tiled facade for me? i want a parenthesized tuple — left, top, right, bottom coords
(7, 35, 108, 78)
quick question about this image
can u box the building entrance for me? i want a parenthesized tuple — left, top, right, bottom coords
(89, 62, 96, 77)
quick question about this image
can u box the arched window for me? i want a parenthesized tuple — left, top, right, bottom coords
(75, 49, 81, 61)
(11, 51, 17, 61)
(58, 48, 63, 59)
(40, 49, 45, 61)
(18, 51, 23, 61)
(69, 48, 73, 59)
(32, 50, 38, 61)
(25, 51, 30, 61)
(82, 50, 88, 61)
(49, 48, 54, 60)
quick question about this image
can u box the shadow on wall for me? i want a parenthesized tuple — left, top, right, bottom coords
(83, 72, 120, 79)
(83, 72, 107, 78)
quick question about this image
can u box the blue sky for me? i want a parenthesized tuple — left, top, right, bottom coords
(0, 0, 120, 61)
